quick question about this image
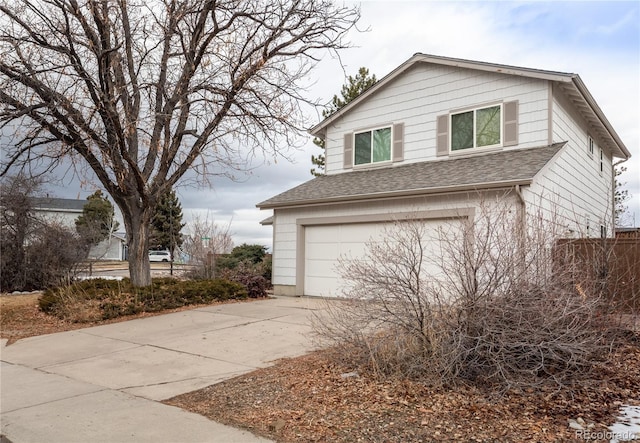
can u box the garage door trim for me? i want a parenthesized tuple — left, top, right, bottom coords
(295, 208, 475, 296)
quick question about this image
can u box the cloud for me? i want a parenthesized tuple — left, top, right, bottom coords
(594, 7, 638, 36)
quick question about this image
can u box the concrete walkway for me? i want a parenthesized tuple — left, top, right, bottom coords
(1, 296, 329, 443)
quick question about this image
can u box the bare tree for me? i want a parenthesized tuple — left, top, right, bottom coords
(0, 0, 359, 286)
(181, 213, 233, 277)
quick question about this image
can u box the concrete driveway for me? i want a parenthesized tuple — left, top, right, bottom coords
(1, 296, 329, 443)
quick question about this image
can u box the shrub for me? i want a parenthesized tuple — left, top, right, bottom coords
(40, 277, 247, 322)
(217, 244, 267, 271)
(219, 261, 270, 298)
(260, 254, 272, 281)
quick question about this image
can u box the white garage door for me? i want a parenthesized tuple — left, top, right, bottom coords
(303, 220, 457, 297)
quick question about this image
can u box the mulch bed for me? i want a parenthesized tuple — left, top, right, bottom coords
(166, 337, 640, 442)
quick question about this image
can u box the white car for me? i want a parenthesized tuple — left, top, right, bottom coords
(148, 251, 171, 262)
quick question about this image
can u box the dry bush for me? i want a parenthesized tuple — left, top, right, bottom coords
(315, 197, 610, 391)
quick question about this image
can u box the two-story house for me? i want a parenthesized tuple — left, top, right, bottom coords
(258, 54, 631, 297)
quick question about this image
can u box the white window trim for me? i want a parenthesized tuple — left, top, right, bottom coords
(449, 103, 503, 154)
(353, 124, 393, 168)
(599, 148, 604, 175)
(587, 135, 594, 158)
(585, 213, 591, 236)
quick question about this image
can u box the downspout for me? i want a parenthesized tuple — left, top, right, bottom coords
(514, 185, 527, 275)
(514, 184, 526, 233)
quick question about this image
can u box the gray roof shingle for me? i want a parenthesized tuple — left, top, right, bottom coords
(258, 143, 565, 209)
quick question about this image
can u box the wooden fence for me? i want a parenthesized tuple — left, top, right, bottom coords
(556, 237, 640, 314)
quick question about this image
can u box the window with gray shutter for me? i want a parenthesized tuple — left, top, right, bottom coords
(343, 133, 353, 169)
(503, 100, 519, 146)
(436, 114, 449, 156)
(392, 123, 404, 162)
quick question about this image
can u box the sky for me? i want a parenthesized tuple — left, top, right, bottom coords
(13, 0, 640, 250)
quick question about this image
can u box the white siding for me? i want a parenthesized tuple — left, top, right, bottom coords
(88, 238, 124, 261)
(324, 64, 550, 174)
(526, 86, 614, 237)
(33, 209, 81, 228)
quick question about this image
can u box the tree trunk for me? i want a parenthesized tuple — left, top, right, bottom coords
(123, 204, 152, 287)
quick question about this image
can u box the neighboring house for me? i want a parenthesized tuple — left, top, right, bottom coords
(31, 196, 126, 261)
(31, 197, 85, 227)
(258, 53, 631, 297)
(87, 233, 128, 261)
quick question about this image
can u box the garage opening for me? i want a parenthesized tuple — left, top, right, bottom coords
(303, 218, 462, 297)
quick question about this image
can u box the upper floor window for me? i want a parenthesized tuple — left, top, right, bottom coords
(588, 136, 594, 157)
(451, 104, 502, 151)
(354, 126, 391, 165)
(436, 101, 517, 158)
(343, 123, 404, 169)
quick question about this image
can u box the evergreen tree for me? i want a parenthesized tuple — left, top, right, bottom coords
(150, 190, 185, 260)
(311, 67, 377, 176)
(75, 190, 119, 246)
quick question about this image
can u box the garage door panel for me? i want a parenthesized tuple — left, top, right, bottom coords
(304, 259, 336, 277)
(305, 242, 338, 260)
(338, 242, 368, 258)
(305, 225, 334, 243)
(339, 224, 381, 243)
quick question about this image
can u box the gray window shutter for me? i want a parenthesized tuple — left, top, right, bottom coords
(343, 133, 353, 169)
(436, 114, 448, 156)
(503, 101, 519, 147)
(392, 123, 404, 162)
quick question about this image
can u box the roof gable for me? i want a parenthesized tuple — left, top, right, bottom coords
(310, 53, 629, 159)
(258, 143, 566, 209)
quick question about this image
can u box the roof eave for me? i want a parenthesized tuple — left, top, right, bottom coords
(259, 215, 274, 226)
(412, 53, 574, 82)
(258, 179, 533, 210)
(571, 76, 631, 159)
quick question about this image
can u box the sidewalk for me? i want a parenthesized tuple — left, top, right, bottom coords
(1, 297, 329, 443)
